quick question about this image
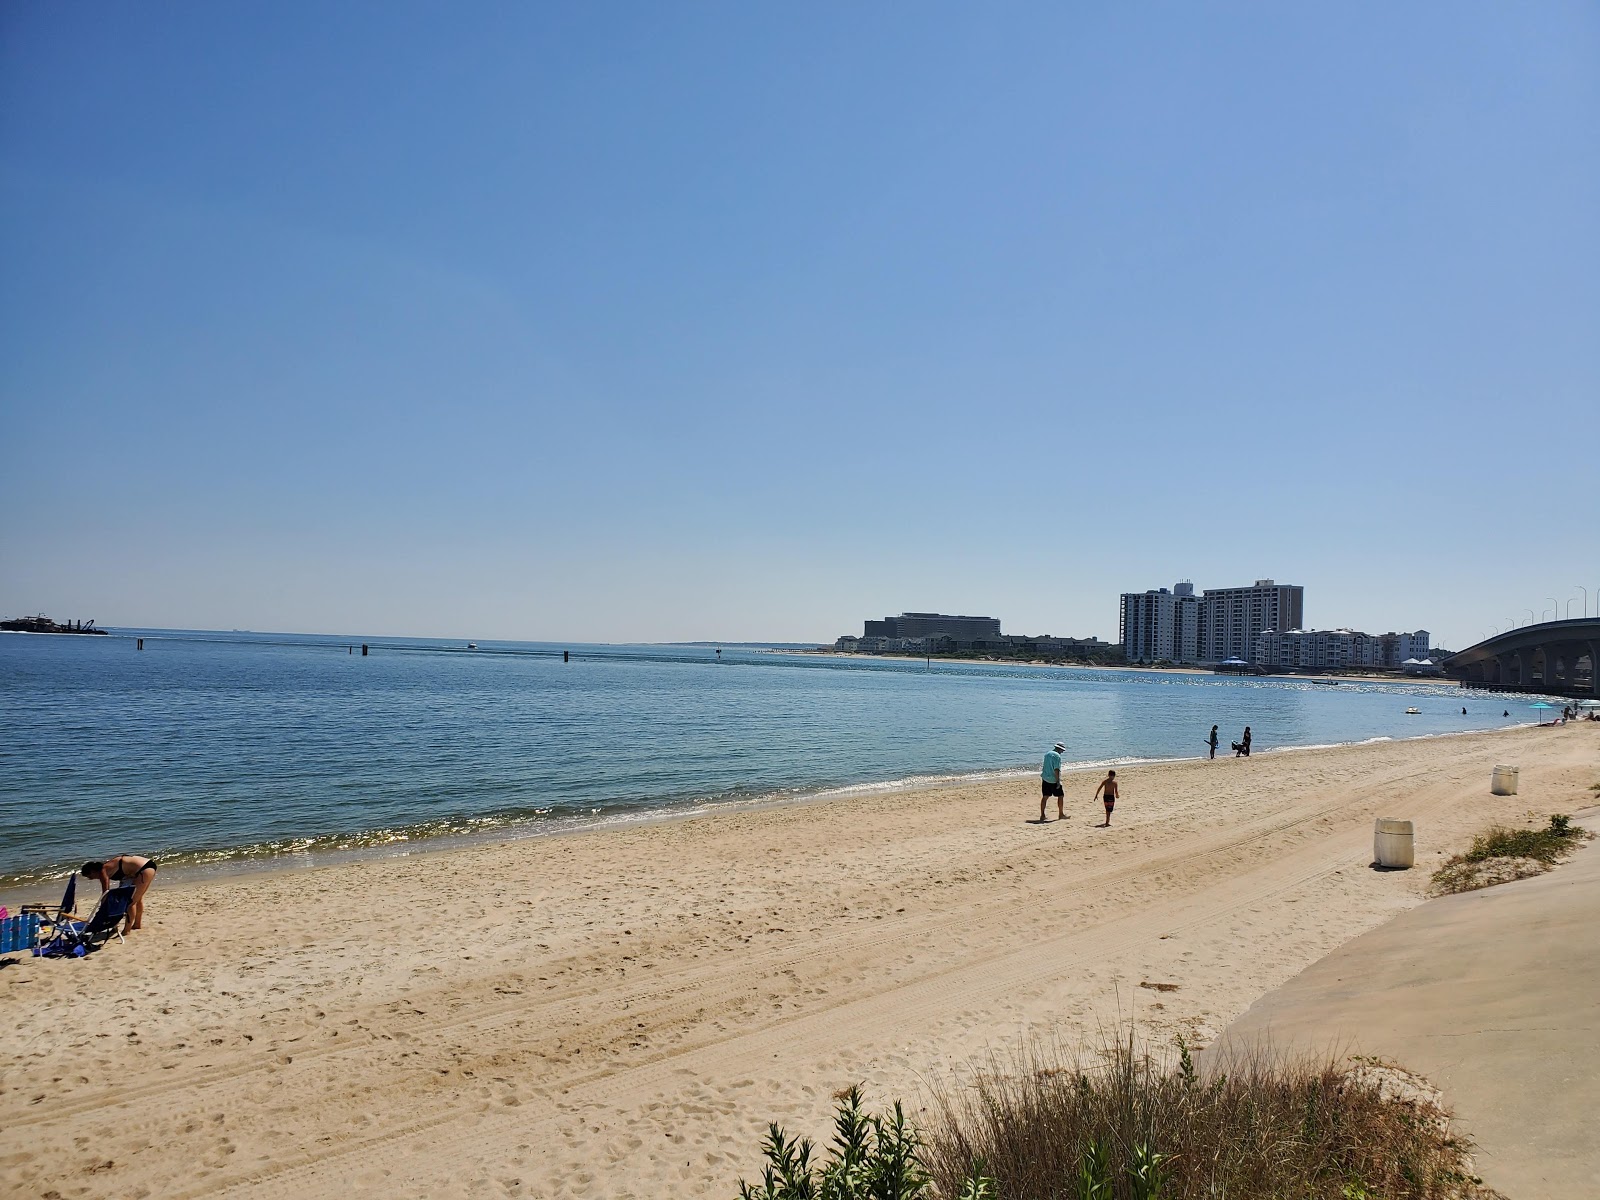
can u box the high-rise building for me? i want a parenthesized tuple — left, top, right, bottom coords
(1119, 582, 1201, 663)
(1198, 580, 1304, 662)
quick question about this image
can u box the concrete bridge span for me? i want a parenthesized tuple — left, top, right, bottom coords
(1446, 618, 1599, 698)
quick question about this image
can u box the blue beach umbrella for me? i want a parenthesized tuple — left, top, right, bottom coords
(1530, 701, 1558, 725)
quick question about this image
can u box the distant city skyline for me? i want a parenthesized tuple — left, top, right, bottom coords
(3, 5, 1596, 651)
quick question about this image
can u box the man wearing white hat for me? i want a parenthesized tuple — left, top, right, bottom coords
(1040, 741, 1066, 822)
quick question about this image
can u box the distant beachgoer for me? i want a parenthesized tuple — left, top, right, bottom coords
(1207, 725, 1219, 760)
(1503, 710, 1509, 717)
(1462, 707, 1467, 715)
(80, 855, 157, 933)
(1094, 770, 1119, 826)
(1040, 742, 1066, 822)
(1232, 726, 1252, 757)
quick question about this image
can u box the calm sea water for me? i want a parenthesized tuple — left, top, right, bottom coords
(0, 629, 1536, 889)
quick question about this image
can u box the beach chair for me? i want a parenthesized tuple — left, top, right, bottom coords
(21, 873, 77, 923)
(32, 885, 135, 958)
(0, 909, 43, 955)
(17, 873, 77, 953)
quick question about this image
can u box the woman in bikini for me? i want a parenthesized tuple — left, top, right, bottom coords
(80, 854, 158, 932)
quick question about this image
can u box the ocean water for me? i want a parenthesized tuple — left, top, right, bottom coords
(0, 629, 1538, 889)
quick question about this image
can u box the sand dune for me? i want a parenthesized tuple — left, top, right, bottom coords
(3, 725, 1595, 1198)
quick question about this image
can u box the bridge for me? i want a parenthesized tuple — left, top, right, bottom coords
(1446, 618, 1599, 697)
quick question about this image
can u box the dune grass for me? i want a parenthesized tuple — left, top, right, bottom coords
(737, 1033, 1498, 1198)
(1430, 814, 1590, 895)
(921, 1034, 1498, 1200)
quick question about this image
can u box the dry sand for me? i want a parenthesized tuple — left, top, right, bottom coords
(2, 725, 1596, 1198)
(1212, 811, 1600, 1198)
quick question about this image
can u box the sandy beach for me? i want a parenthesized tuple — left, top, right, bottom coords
(3, 725, 1596, 1198)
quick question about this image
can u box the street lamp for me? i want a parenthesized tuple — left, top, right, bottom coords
(1579, 586, 1590, 618)
(1546, 597, 1558, 623)
(1525, 609, 1536, 627)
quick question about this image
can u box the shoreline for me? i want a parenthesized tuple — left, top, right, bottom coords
(0, 721, 1539, 903)
(6, 725, 1595, 1198)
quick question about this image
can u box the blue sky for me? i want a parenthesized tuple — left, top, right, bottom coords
(2, 3, 1596, 647)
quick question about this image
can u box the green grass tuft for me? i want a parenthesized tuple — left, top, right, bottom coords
(1431, 815, 1591, 895)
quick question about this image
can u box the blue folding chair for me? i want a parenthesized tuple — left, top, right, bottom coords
(32, 884, 135, 958)
(0, 911, 43, 954)
(19, 873, 77, 952)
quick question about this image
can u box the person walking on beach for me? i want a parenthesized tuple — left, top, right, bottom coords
(1232, 726, 1252, 757)
(80, 854, 157, 933)
(1093, 770, 1119, 826)
(1207, 725, 1219, 760)
(1040, 742, 1066, 822)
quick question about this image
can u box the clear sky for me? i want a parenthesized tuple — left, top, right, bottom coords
(2, 3, 1596, 648)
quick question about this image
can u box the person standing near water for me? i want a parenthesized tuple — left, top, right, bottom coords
(80, 855, 157, 933)
(1207, 725, 1219, 759)
(1232, 726, 1252, 757)
(1040, 742, 1065, 822)
(1094, 770, 1119, 826)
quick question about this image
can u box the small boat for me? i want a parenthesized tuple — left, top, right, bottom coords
(466, 642, 478, 651)
(1404, 707, 1421, 715)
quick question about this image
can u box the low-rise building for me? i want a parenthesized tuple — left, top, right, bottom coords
(1254, 627, 1432, 671)
(862, 612, 1002, 640)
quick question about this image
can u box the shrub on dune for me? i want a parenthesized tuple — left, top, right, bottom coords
(738, 1033, 1498, 1199)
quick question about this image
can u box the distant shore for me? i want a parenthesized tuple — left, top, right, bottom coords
(5, 724, 1594, 1198)
(783, 646, 1456, 687)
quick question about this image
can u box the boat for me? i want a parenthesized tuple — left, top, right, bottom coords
(1404, 707, 1421, 715)
(466, 642, 478, 651)
(0, 614, 108, 635)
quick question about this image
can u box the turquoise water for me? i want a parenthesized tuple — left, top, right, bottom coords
(0, 628, 1535, 887)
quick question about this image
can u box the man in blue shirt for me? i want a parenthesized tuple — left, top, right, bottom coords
(1040, 741, 1065, 822)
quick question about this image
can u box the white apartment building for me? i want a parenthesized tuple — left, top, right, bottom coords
(1120, 581, 1201, 663)
(1254, 628, 1376, 671)
(1390, 630, 1430, 664)
(1254, 628, 1431, 671)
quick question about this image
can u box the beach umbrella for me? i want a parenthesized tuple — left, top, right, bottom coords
(1530, 701, 1558, 725)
